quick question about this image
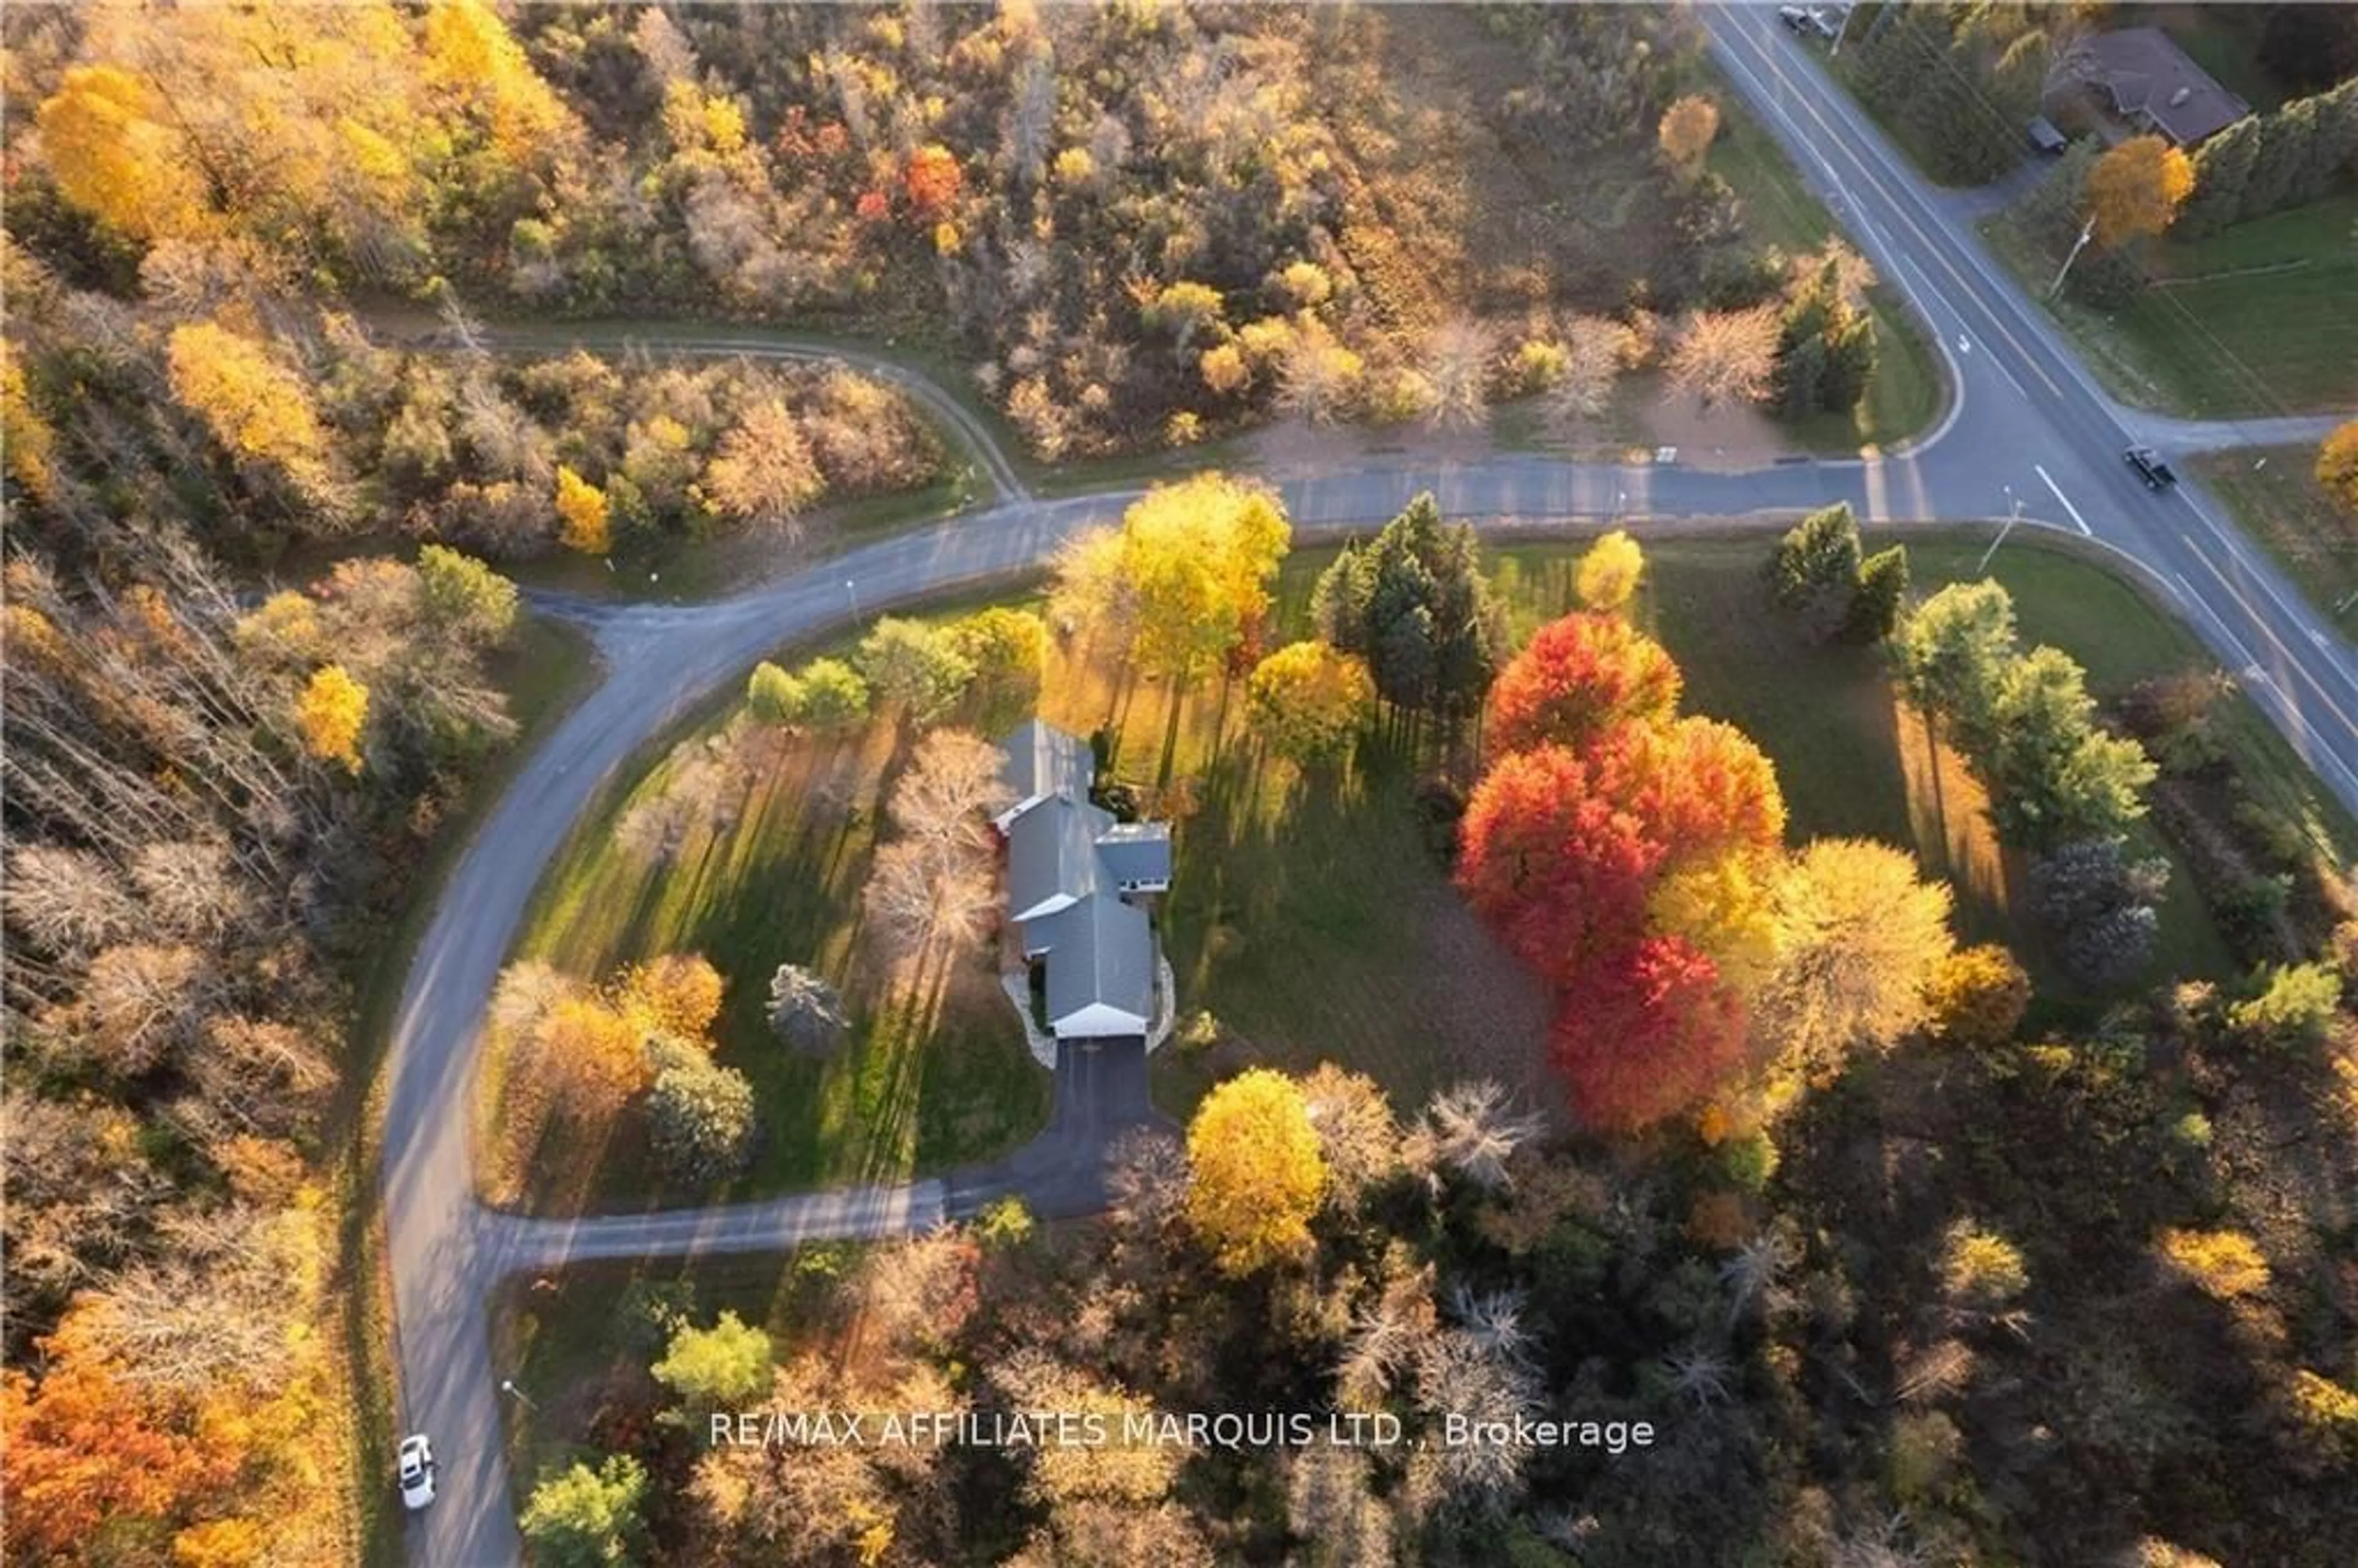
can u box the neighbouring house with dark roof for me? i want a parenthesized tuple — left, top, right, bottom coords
(994, 719, 1172, 1046)
(2064, 27, 2250, 147)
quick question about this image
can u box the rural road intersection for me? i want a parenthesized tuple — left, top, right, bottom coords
(383, 10, 2353, 1561)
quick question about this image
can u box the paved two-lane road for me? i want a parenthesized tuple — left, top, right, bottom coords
(386, 15, 2357, 1563)
(1702, 2, 2358, 803)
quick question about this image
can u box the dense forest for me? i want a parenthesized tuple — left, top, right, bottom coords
(4, 4, 2357, 1566)
(8, 0, 1891, 480)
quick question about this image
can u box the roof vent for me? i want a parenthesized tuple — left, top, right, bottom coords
(2169, 86, 2192, 106)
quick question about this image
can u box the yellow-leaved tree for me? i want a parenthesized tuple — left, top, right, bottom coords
(1051, 473, 1290, 685)
(2087, 135, 2195, 249)
(1574, 529, 1646, 614)
(615, 954, 725, 1041)
(1657, 94, 1721, 183)
(166, 322, 333, 491)
(2, 346, 56, 502)
(33, 64, 206, 240)
(296, 664, 369, 772)
(421, 0, 576, 161)
(1184, 1068, 1327, 1276)
(553, 465, 612, 554)
(1246, 641, 1376, 764)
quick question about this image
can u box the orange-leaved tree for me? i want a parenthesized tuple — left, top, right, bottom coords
(2086, 134, 2195, 249)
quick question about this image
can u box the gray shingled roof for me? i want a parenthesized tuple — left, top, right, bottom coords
(2069, 26, 2248, 146)
(1005, 794, 1113, 921)
(1035, 892, 1155, 1033)
(1000, 718, 1093, 810)
(1092, 821, 1172, 887)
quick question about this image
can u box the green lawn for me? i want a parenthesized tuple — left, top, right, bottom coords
(1706, 90, 1947, 451)
(2192, 444, 2358, 632)
(1159, 530, 2337, 1115)
(489, 702, 1051, 1216)
(489, 526, 2346, 1170)
(1495, 536, 2253, 1002)
(1984, 192, 2358, 416)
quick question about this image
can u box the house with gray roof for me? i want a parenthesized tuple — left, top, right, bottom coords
(994, 719, 1171, 1045)
(2064, 27, 2249, 148)
(995, 718, 1095, 831)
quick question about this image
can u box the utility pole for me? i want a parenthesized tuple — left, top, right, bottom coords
(2049, 215, 2096, 300)
(1977, 487, 2024, 576)
(500, 1378, 537, 1411)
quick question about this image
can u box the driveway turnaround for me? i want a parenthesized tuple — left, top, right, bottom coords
(385, 29, 2357, 1562)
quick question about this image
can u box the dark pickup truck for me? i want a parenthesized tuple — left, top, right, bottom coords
(2124, 446, 2177, 491)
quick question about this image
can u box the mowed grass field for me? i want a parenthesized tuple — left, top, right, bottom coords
(2191, 444, 2358, 632)
(485, 709, 1051, 1216)
(1986, 192, 2358, 417)
(489, 526, 2347, 1180)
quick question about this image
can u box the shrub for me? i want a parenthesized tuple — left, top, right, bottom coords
(1718, 1131, 1778, 1193)
(646, 1041, 757, 1184)
(519, 1454, 648, 1568)
(768, 964, 850, 1058)
(2157, 1227, 2270, 1300)
(2227, 961, 2341, 1050)
(1923, 944, 2032, 1048)
(974, 1195, 1036, 1249)
(2029, 839, 2167, 989)
(1939, 1221, 2028, 1309)
(745, 661, 803, 724)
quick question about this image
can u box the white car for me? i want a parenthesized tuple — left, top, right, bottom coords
(398, 1434, 437, 1510)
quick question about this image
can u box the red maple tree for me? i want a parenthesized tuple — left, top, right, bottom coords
(1487, 611, 1682, 757)
(1636, 716, 1788, 866)
(1551, 934, 1748, 1131)
(1456, 737, 1664, 983)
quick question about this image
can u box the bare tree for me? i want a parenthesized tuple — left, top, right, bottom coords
(130, 839, 247, 939)
(703, 398, 823, 537)
(1299, 1062, 1399, 1204)
(1548, 314, 1638, 424)
(1662, 1343, 1736, 1408)
(187, 1014, 334, 1136)
(1286, 1441, 1395, 1567)
(849, 1226, 980, 1358)
(1106, 1126, 1188, 1235)
(83, 1201, 315, 1390)
(1275, 319, 1363, 425)
(1446, 1283, 1536, 1368)
(4, 844, 136, 957)
(1413, 1327, 1540, 1504)
(1422, 317, 1493, 430)
(1719, 1226, 1797, 1327)
(887, 729, 1014, 850)
(1417, 1080, 1541, 1192)
(1666, 306, 1781, 409)
(72, 943, 212, 1075)
(863, 839, 996, 961)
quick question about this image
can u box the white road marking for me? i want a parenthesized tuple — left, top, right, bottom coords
(2177, 573, 2358, 796)
(2033, 464, 2092, 536)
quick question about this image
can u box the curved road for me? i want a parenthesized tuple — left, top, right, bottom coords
(384, 15, 2357, 1562)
